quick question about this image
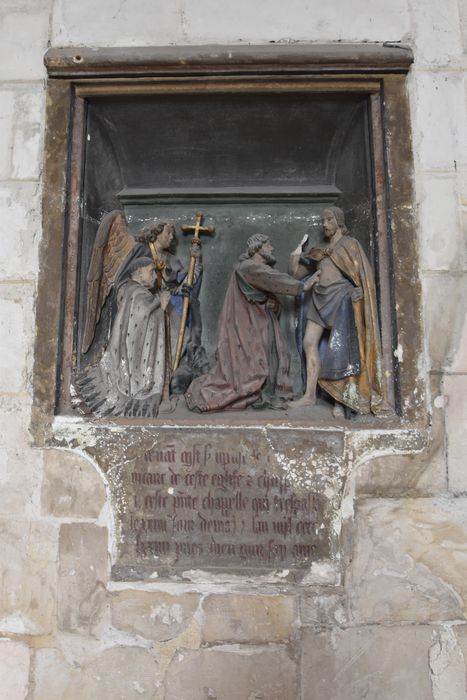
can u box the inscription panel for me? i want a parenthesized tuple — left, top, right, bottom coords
(108, 430, 345, 579)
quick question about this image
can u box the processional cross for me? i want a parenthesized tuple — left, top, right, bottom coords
(173, 213, 215, 371)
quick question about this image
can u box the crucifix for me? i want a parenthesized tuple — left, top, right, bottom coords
(172, 212, 215, 372)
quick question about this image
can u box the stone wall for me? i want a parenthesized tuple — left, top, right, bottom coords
(0, 1, 466, 698)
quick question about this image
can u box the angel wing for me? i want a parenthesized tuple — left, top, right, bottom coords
(81, 210, 137, 354)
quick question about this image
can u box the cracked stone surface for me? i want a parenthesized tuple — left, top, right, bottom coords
(348, 498, 467, 623)
(164, 645, 296, 700)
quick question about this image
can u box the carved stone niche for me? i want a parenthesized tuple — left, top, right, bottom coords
(33, 45, 426, 582)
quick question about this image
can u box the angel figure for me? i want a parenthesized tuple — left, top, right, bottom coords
(76, 210, 204, 417)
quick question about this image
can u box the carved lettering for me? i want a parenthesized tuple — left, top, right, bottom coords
(124, 440, 330, 571)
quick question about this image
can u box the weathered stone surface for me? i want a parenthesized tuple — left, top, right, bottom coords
(454, 625, 467, 677)
(0, 639, 30, 700)
(0, 396, 39, 517)
(445, 374, 467, 493)
(49, 0, 411, 47)
(0, 183, 40, 280)
(351, 432, 445, 498)
(11, 87, 45, 180)
(165, 645, 296, 700)
(410, 0, 464, 66)
(41, 449, 106, 518)
(33, 648, 72, 700)
(411, 72, 467, 171)
(350, 376, 447, 497)
(422, 272, 467, 371)
(58, 523, 108, 633)
(460, 0, 467, 50)
(111, 590, 200, 642)
(51, 0, 182, 47)
(0, 0, 49, 81)
(0, 287, 34, 393)
(0, 520, 57, 635)
(418, 173, 466, 271)
(201, 594, 295, 643)
(301, 625, 433, 699)
(299, 592, 346, 626)
(460, 166, 467, 208)
(36, 645, 159, 699)
(182, 0, 410, 44)
(348, 499, 467, 623)
(446, 278, 467, 372)
(430, 626, 466, 700)
(0, 91, 14, 180)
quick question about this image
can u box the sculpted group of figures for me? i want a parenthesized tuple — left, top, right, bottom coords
(77, 206, 390, 419)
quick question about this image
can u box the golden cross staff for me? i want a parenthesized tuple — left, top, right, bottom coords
(172, 212, 215, 372)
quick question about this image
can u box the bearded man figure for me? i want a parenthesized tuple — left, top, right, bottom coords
(185, 233, 317, 412)
(289, 206, 390, 417)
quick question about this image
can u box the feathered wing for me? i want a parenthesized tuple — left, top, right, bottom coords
(81, 210, 137, 354)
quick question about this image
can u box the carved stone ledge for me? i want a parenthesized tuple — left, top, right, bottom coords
(44, 43, 414, 79)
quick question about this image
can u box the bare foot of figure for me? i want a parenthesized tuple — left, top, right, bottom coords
(159, 396, 178, 414)
(332, 402, 345, 419)
(288, 395, 316, 409)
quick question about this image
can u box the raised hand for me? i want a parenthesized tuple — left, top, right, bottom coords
(291, 233, 309, 256)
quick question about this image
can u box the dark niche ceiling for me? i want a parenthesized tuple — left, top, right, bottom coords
(85, 92, 370, 192)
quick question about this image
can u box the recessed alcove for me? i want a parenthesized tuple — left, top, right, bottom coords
(77, 90, 377, 399)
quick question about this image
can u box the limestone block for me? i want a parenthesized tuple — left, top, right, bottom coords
(445, 374, 467, 493)
(352, 433, 446, 498)
(58, 523, 108, 633)
(11, 88, 45, 180)
(422, 272, 467, 371)
(0, 445, 40, 517)
(454, 626, 467, 689)
(410, 72, 467, 171)
(75, 647, 159, 699)
(460, 0, 467, 50)
(301, 625, 433, 699)
(41, 449, 106, 518)
(460, 166, 467, 208)
(33, 648, 71, 700)
(430, 626, 466, 700)
(0, 1, 50, 81)
(449, 292, 467, 373)
(181, 0, 410, 44)
(165, 646, 296, 700)
(0, 396, 38, 517)
(299, 593, 346, 626)
(51, 0, 182, 47)
(111, 590, 200, 642)
(348, 499, 467, 623)
(410, 0, 464, 66)
(201, 594, 295, 643)
(418, 174, 465, 271)
(352, 375, 447, 497)
(0, 91, 14, 180)
(0, 520, 57, 635)
(0, 183, 41, 279)
(0, 288, 34, 393)
(0, 639, 30, 700)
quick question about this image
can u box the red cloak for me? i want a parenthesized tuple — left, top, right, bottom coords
(185, 257, 303, 412)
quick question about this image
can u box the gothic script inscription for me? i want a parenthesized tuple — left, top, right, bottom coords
(113, 433, 343, 577)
